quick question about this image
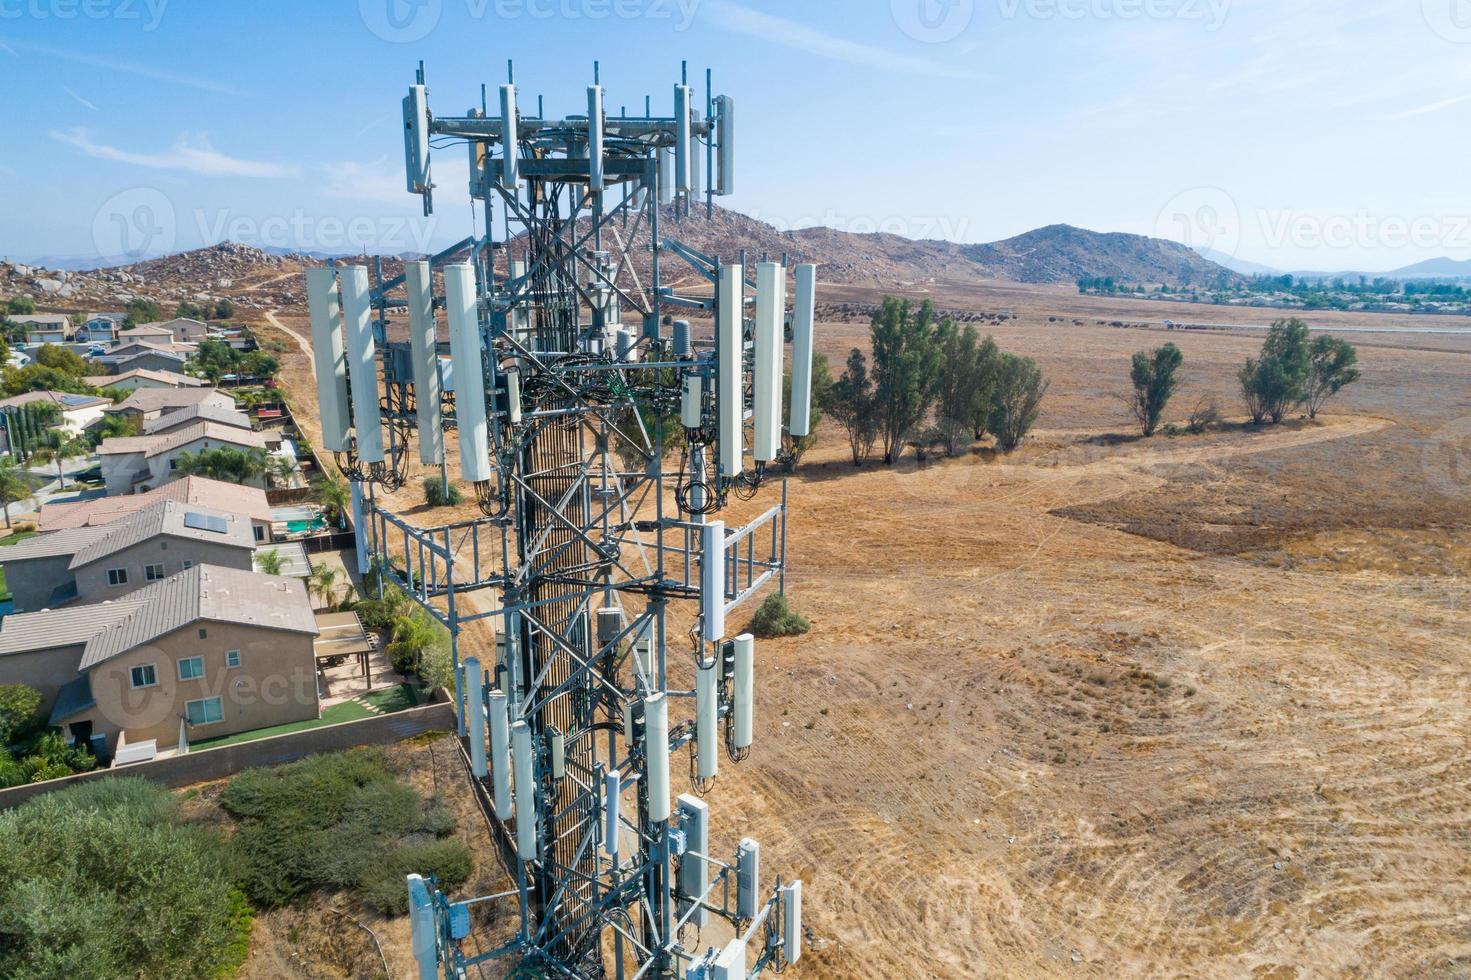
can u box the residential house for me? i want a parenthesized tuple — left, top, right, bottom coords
(97, 420, 269, 495)
(142, 402, 255, 436)
(81, 367, 208, 393)
(106, 387, 235, 425)
(0, 500, 256, 612)
(38, 475, 275, 543)
(79, 312, 126, 345)
(93, 341, 193, 375)
(0, 564, 320, 757)
(0, 390, 110, 439)
(113, 324, 174, 346)
(11, 314, 70, 345)
(141, 317, 209, 343)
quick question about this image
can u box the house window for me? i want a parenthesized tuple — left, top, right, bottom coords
(253, 525, 266, 542)
(130, 664, 157, 688)
(145, 563, 166, 581)
(182, 560, 194, 570)
(178, 656, 205, 681)
(107, 568, 129, 587)
(185, 697, 223, 726)
(226, 650, 241, 669)
(198, 628, 208, 639)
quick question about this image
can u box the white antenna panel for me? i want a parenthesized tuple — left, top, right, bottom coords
(715, 95, 735, 196)
(402, 84, 430, 194)
(505, 366, 523, 425)
(753, 262, 785, 462)
(500, 84, 520, 190)
(338, 265, 384, 464)
(512, 720, 537, 861)
(444, 262, 492, 483)
(680, 374, 702, 429)
(604, 769, 621, 858)
(696, 659, 718, 780)
(658, 147, 675, 206)
(305, 267, 350, 452)
(736, 838, 760, 919)
(783, 880, 803, 963)
(674, 84, 692, 193)
(587, 85, 604, 194)
(676, 795, 709, 927)
(733, 632, 754, 749)
(701, 521, 726, 643)
(465, 657, 486, 778)
(644, 692, 671, 823)
(789, 264, 818, 438)
(488, 689, 512, 819)
(405, 260, 444, 465)
(711, 939, 746, 980)
(716, 264, 743, 477)
(549, 726, 565, 780)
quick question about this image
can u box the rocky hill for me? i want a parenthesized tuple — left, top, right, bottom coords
(2, 207, 1237, 319)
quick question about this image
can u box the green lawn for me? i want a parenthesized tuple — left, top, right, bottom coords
(0, 565, 9, 602)
(190, 700, 374, 751)
(361, 683, 424, 714)
(0, 530, 38, 547)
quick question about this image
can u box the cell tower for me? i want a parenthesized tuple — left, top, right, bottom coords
(306, 60, 814, 979)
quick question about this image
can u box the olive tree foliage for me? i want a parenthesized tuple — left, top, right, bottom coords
(1240, 318, 1311, 424)
(1300, 334, 1361, 418)
(1129, 342, 1184, 437)
(933, 320, 1000, 456)
(828, 348, 879, 465)
(869, 297, 943, 464)
(989, 353, 1049, 453)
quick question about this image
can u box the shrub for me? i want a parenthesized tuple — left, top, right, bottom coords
(423, 477, 462, 507)
(0, 779, 249, 979)
(1129, 342, 1183, 437)
(221, 748, 470, 912)
(747, 593, 811, 638)
(359, 839, 474, 915)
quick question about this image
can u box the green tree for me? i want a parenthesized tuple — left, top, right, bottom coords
(827, 348, 878, 465)
(933, 320, 998, 456)
(314, 472, 351, 527)
(989, 353, 1049, 453)
(387, 612, 438, 676)
(0, 456, 31, 529)
(31, 432, 89, 490)
(1129, 342, 1184, 437)
(778, 351, 833, 471)
(0, 684, 42, 745)
(33, 343, 89, 377)
(307, 563, 340, 610)
(241, 350, 280, 380)
(188, 338, 241, 384)
(213, 298, 235, 320)
(3, 364, 92, 396)
(1300, 334, 1361, 419)
(6, 296, 36, 316)
(255, 548, 285, 576)
(1240, 317, 1311, 424)
(869, 297, 942, 464)
(123, 297, 161, 328)
(175, 301, 206, 320)
(89, 412, 139, 448)
(174, 445, 267, 483)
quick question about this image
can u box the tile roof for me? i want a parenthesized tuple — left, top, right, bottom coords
(110, 387, 234, 415)
(0, 390, 109, 411)
(0, 525, 114, 562)
(67, 499, 255, 570)
(39, 476, 273, 529)
(142, 403, 253, 435)
(80, 564, 317, 670)
(83, 368, 206, 388)
(143, 421, 267, 458)
(0, 594, 154, 656)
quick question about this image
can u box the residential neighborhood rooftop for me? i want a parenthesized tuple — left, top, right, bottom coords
(142, 403, 253, 434)
(39, 476, 273, 529)
(82, 368, 207, 389)
(109, 387, 234, 415)
(0, 390, 111, 410)
(0, 594, 155, 656)
(0, 524, 114, 562)
(67, 499, 256, 570)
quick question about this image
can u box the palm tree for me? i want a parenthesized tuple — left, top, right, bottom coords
(264, 453, 298, 489)
(313, 472, 351, 529)
(255, 548, 285, 576)
(307, 564, 338, 610)
(31, 433, 89, 491)
(175, 446, 267, 484)
(0, 456, 31, 530)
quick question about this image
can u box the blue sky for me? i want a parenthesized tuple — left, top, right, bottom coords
(1, 0, 1467, 271)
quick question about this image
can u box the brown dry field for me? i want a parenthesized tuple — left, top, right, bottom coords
(248, 280, 1471, 978)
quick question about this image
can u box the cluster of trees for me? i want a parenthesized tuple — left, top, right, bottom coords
(0, 684, 97, 787)
(1126, 318, 1362, 436)
(188, 338, 279, 384)
(348, 570, 455, 690)
(826, 297, 1048, 465)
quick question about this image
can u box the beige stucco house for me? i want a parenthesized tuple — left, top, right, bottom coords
(97, 421, 270, 495)
(38, 475, 275, 544)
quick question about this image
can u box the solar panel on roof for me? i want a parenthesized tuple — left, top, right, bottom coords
(183, 512, 228, 533)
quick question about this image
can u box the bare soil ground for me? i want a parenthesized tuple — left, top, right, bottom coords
(245, 280, 1471, 978)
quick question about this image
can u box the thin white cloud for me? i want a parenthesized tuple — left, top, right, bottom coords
(1387, 91, 1471, 120)
(9, 40, 246, 97)
(321, 159, 405, 206)
(701, 1, 978, 80)
(62, 86, 99, 112)
(51, 128, 299, 179)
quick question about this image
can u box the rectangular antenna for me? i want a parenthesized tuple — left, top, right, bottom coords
(500, 84, 520, 190)
(676, 795, 710, 927)
(587, 85, 604, 194)
(701, 521, 726, 643)
(753, 262, 785, 462)
(305, 268, 349, 452)
(405, 260, 444, 464)
(338, 265, 384, 463)
(715, 95, 735, 196)
(512, 721, 537, 861)
(488, 690, 512, 819)
(717, 264, 743, 476)
(789, 264, 818, 438)
(444, 263, 492, 482)
(674, 84, 692, 193)
(644, 693, 671, 823)
(465, 657, 486, 777)
(736, 838, 760, 919)
(402, 84, 429, 194)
